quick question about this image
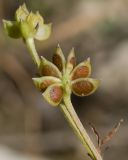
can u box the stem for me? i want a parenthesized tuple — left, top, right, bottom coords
(60, 94, 103, 160)
(25, 38, 40, 68)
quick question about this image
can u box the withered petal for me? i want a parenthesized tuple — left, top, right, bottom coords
(42, 83, 63, 106)
(32, 76, 61, 92)
(71, 58, 91, 80)
(40, 56, 62, 78)
(66, 48, 76, 74)
(71, 78, 99, 96)
(52, 44, 66, 72)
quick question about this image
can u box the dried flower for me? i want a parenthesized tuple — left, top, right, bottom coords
(3, 3, 51, 41)
(33, 45, 99, 106)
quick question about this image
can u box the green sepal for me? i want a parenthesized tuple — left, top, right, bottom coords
(3, 20, 21, 39)
(52, 44, 66, 72)
(32, 76, 61, 91)
(40, 56, 62, 78)
(15, 3, 29, 22)
(66, 48, 76, 74)
(71, 78, 100, 96)
(42, 83, 63, 106)
(19, 21, 36, 39)
(71, 58, 91, 80)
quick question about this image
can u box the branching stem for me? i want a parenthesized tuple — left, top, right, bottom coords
(25, 36, 102, 160)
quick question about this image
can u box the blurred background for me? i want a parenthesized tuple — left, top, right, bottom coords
(0, 0, 128, 160)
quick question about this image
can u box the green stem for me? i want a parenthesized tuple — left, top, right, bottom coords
(60, 94, 103, 160)
(25, 38, 40, 68)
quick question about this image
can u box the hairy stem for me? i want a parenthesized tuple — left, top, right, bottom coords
(60, 94, 103, 160)
(25, 38, 40, 67)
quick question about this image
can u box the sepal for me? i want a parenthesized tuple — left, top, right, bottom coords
(15, 3, 29, 22)
(66, 48, 76, 74)
(3, 20, 21, 38)
(52, 44, 66, 72)
(26, 11, 44, 28)
(42, 83, 63, 106)
(32, 76, 61, 91)
(71, 78, 99, 96)
(71, 58, 91, 80)
(19, 21, 35, 39)
(40, 56, 62, 78)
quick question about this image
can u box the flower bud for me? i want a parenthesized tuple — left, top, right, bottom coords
(3, 3, 51, 41)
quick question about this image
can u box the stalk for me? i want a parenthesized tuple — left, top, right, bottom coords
(25, 38, 40, 68)
(60, 94, 103, 160)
